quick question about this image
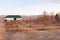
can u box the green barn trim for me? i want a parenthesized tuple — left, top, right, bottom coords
(5, 15, 22, 18)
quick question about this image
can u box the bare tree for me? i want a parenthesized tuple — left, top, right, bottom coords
(29, 17, 32, 27)
(43, 11, 47, 26)
(42, 11, 48, 30)
(50, 12, 54, 23)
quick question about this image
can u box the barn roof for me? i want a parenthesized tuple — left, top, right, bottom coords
(5, 15, 22, 18)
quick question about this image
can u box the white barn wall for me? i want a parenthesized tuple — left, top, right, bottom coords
(5, 18, 22, 20)
(5, 18, 14, 20)
(17, 18, 22, 20)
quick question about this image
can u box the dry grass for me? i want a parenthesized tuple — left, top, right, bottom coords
(3, 15, 60, 40)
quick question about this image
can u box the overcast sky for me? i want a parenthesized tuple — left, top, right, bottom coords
(0, 0, 60, 15)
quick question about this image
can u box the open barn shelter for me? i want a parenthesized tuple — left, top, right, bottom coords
(5, 15, 22, 21)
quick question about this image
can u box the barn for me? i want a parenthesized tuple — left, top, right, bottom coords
(5, 15, 22, 21)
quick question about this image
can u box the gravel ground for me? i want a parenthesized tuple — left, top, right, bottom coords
(7, 30, 60, 40)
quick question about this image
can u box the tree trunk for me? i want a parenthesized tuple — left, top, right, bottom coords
(14, 18, 16, 21)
